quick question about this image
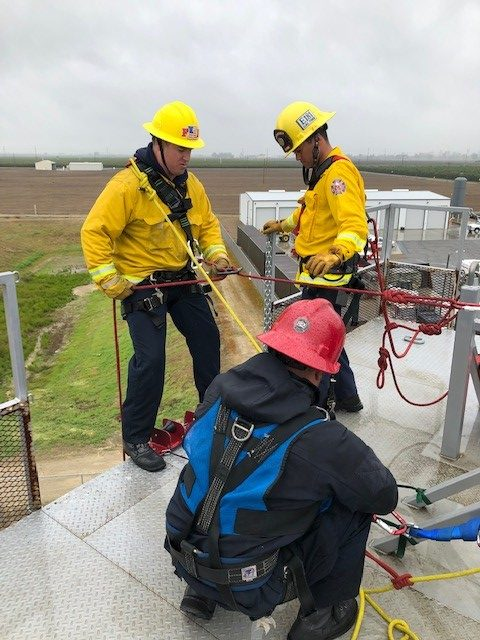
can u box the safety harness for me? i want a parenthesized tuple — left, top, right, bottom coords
(121, 159, 205, 323)
(166, 400, 330, 613)
(136, 159, 201, 267)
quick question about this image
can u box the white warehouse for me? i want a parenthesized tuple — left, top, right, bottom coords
(68, 161, 103, 171)
(35, 159, 56, 171)
(239, 188, 451, 231)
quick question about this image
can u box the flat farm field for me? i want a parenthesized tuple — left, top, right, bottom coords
(1, 166, 479, 239)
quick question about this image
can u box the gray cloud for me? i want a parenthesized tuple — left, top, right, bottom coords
(0, 0, 479, 156)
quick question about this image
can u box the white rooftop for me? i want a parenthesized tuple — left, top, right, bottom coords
(365, 189, 449, 201)
(243, 189, 449, 202)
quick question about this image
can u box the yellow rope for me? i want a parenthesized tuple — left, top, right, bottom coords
(350, 566, 480, 639)
(129, 158, 262, 354)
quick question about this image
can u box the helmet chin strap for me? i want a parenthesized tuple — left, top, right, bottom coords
(302, 137, 319, 186)
(157, 138, 174, 179)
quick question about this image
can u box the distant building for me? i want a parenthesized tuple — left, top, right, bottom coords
(239, 188, 451, 231)
(68, 161, 103, 171)
(35, 159, 56, 171)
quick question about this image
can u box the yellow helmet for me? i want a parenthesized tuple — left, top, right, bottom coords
(143, 101, 205, 149)
(274, 102, 335, 156)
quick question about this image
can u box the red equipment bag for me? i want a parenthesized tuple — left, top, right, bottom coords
(149, 411, 195, 456)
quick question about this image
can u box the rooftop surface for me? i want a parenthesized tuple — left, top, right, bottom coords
(1, 318, 479, 639)
(243, 189, 450, 202)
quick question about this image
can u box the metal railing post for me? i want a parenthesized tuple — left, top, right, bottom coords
(441, 284, 480, 459)
(263, 233, 276, 331)
(1, 271, 28, 402)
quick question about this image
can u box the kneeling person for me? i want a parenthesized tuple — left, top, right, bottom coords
(165, 299, 397, 640)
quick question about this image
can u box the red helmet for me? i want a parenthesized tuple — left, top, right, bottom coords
(257, 299, 345, 374)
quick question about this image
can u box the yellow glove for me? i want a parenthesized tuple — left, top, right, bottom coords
(262, 219, 284, 235)
(100, 274, 135, 300)
(209, 256, 230, 280)
(305, 252, 342, 278)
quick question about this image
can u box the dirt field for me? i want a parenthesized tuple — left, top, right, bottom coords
(1, 166, 479, 238)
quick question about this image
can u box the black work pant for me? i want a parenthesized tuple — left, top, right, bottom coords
(121, 285, 220, 444)
(301, 286, 358, 402)
(287, 507, 371, 609)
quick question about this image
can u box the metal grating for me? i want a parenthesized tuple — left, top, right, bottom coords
(385, 261, 457, 324)
(0, 401, 40, 530)
(271, 261, 458, 331)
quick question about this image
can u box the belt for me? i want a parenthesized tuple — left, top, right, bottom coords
(169, 538, 279, 585)
(121, 291, 164, 318)
(150, 268, 195, 283)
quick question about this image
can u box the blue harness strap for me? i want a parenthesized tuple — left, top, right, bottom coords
(170, 403, 329, 611)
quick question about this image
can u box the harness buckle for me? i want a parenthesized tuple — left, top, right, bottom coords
(232, 417, 254, 442)
(143, 291, 163, 311)
(188, 239, 203, 270)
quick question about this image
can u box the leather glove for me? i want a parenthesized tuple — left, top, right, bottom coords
(304, 252, 342, 278)
(262, 219, 284, 235)
(209, 256, 230, 280)
(100, 274, 135, 300)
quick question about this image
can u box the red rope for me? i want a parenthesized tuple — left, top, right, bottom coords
(365, 549, 414, 590)
(366, 219, 456, 406)
(112, 300, 126, 460)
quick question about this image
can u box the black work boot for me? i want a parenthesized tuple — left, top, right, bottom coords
(180, 586, 217, 620)
(288, 599, 358, 640)
(123, 441, 166, 472)
(335, 394, 363, 413)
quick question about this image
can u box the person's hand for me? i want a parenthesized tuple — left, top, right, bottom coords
(304, 252, 342, 278)
(262, 220, 283, 235)
(100, 274, 135, 300)
(209, 256, 230, 280)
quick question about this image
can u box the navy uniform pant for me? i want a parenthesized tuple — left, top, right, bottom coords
(121, 285, 220, 444)
(301, 285, 358, 403)
(171, 506, 371, 620)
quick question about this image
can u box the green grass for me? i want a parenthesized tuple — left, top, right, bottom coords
(3, 155, 480, 179)
(357, 160, 480, 182)
(13, 251, 45, 271)
(0, 216, 197, 453)
(0, 272, 90, 398)
(29, 291, 197, 450)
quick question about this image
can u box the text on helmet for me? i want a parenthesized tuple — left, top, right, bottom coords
(296, 110, 317, 130)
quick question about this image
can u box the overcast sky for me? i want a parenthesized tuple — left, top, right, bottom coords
(1, 0, 479, 157)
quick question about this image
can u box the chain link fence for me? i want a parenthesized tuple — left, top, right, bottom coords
(272, 261, 458, 329)
(1, 272, 41, 529)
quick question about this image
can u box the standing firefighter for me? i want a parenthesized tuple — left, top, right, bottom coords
(81, 101, 230, 472)
(165, 298, 397, 640)
(263, 101, 368, 413)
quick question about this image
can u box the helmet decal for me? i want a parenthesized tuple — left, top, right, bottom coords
(296, 110, 317, 130)
(182, 125, 199, 140)
(256, 298, 345, 374)
(293, 317, 309, 333)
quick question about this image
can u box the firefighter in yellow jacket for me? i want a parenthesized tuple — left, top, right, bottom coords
(81, 101, 230, 472)
(263, 101, 367, 413)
